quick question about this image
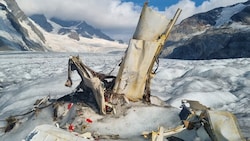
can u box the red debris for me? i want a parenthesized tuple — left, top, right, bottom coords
(105, 97, 109, 102)
(67, 103, 73, 110)
(86, 118, 93, 123)
(68, 124, 75, 132)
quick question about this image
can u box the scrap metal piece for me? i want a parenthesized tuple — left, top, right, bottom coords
(65, 56, 113, 114)
(113, 3, 181, 102)
(145, 100, 246, 141)
(203, 110, 246, 141)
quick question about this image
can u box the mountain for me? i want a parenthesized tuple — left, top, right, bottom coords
(0, 0, 48, 51)
(30, 14, 115, 42)
(27, 14, 127, 52)
(0, 0, 125, 52)
(161, 0, 250, 60)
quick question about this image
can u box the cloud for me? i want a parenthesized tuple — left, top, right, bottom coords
(16, 0, 141, 42)
(16, 0, 247, 42)
(17, 0, 142, 28)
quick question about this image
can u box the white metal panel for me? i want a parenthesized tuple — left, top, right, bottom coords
(113, 39, 160, 101)
(207, 110, 245, 141)
(133, 4, 170, 41)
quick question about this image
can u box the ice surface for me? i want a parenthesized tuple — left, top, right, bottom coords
(0, 52, 249, 140)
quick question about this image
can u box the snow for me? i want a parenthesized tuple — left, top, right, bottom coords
(25, 124, 90, 141)
(0, 11, 27, 49)
(47, 19, 62, 34)
(0, 9, 7, 20)
(1, 1, 127, 52)
(229, 22, 250, 30)
(0, 52, 249, 140)
(19, 19, 45, 46)
(215, 3, 246, 27)
(27, 17, 128, 53)
(44, 32, 127, 53)
(0, 0, 7, 10)
(31, 20, 127, 53)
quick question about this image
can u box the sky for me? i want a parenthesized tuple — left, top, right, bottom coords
(122, 0, 206, 11)
(16, 0, 247, 42)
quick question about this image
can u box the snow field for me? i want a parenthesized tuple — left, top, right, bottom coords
(0, 52, 249, 140)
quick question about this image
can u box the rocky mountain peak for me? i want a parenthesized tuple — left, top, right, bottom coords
(0, 0, 48, 51)
(162, 0, 250, 60)
(30, 15, 115, 42)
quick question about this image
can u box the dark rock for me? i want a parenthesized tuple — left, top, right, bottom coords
(68, 31, 80, 41)
(231, 6, 250, 24)
(30, 14, 53, 32)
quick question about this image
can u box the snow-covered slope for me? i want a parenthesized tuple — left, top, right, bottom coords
(0, 52, 249, 140)
(41, 29, 127, 53)
(28, 14, 128, 53)
(162, 0, 250, 59)
(0, 0, 48, 51)
(30, 15, 117, 42)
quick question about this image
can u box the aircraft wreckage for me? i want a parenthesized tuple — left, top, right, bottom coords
(3, 2, 247, 141)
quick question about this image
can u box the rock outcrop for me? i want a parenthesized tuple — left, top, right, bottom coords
(0, 0, 49, 51)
